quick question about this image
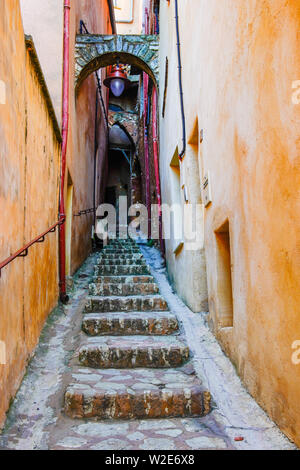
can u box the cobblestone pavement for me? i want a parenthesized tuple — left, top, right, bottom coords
(0, 243, 296, 450)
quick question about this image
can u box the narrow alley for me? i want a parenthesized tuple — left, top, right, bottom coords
(1, 0, 300, 453)
(0, 241, 294, 450)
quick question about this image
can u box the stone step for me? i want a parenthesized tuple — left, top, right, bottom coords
(97, 253, 143, 260)
(104, 246, 138, 251)
(96, 258, 147, 266)
(105, 240, 138, 248)
(95, 265, 151, 276)
(78, 336, 189, 369)
(106, 238, 137, 243)
(102, 251, 141, 256)
(101, 247, 140, 252)
(84, 295, 168, 313)
(82, 311, 179, 336)
(65, 366, 211, 420)
(92, 275, 155, 285)
(89, 282, 159, 296)
(102, 248, 141, 254)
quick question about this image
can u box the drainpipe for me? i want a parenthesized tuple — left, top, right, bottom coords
(59, 0, 70, 304)
(175, 0, 186, 160)
(93, 91, 99, 228)
(143, 72, 151, 238)
(107, 0, 117, 34)
(143, 3, 151, 239)
(152, 86, 165, 255)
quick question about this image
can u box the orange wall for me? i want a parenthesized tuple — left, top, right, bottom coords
(0, 1, 61, 428)
(159, 0, 300, 445)
(23, 46, 61, 352)
(19, 0, 112, 274)
(0, 0, 112, 429)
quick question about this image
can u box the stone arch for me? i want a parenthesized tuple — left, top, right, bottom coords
(75, 35, 159, 92)
(109, 121, 136, 151)
(108, 111, 138, 147)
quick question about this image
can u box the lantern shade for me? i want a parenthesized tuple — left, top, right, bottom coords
(110, 78, 125, 97)
(103, 64, 130, 98)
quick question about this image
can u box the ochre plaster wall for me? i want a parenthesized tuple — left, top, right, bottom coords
(159, 0, 300, 445)
(0, 0, 112, 429)
(0, 0, 60, 428)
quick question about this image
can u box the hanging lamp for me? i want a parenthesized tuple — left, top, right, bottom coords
(103, 63, 130, 97)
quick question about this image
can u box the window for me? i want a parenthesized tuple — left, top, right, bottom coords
(169, 147, 183, 253)
(187, 117, 202, 204)
(215, 220, 234, 328)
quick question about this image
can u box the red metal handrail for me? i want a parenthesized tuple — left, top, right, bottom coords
(59, 0, 71, 303)
(0, 217, 65, 278)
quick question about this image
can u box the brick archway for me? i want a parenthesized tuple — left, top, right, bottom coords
(75, 34, 159, 92)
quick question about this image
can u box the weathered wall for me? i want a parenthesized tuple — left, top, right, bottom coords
(143, 0, 159, 35)
(20, 0, 112, 276)
(158, 0, 208, 311)
(67, 0, 112, 273)
(159, 0, 300, 445)
(0, 0, 113, 430)
(23, 41, 61, 351)
(0, 1, 61, 428)
(137, 83, 158, 226)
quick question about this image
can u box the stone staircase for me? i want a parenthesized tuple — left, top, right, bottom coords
(64, 239, 211, 420)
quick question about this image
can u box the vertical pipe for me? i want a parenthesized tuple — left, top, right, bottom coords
(93, 90, 99, 228)
(107, 0, 117, 34)
(143, 72, 151, 239)
(146, 9, 150, 34)
(59, 0, 71, 303)
(143, 2, 151, 238)
(175, 0, 186, 160)
(152, 86, 164, 255)
(154, 5, 159, 35)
